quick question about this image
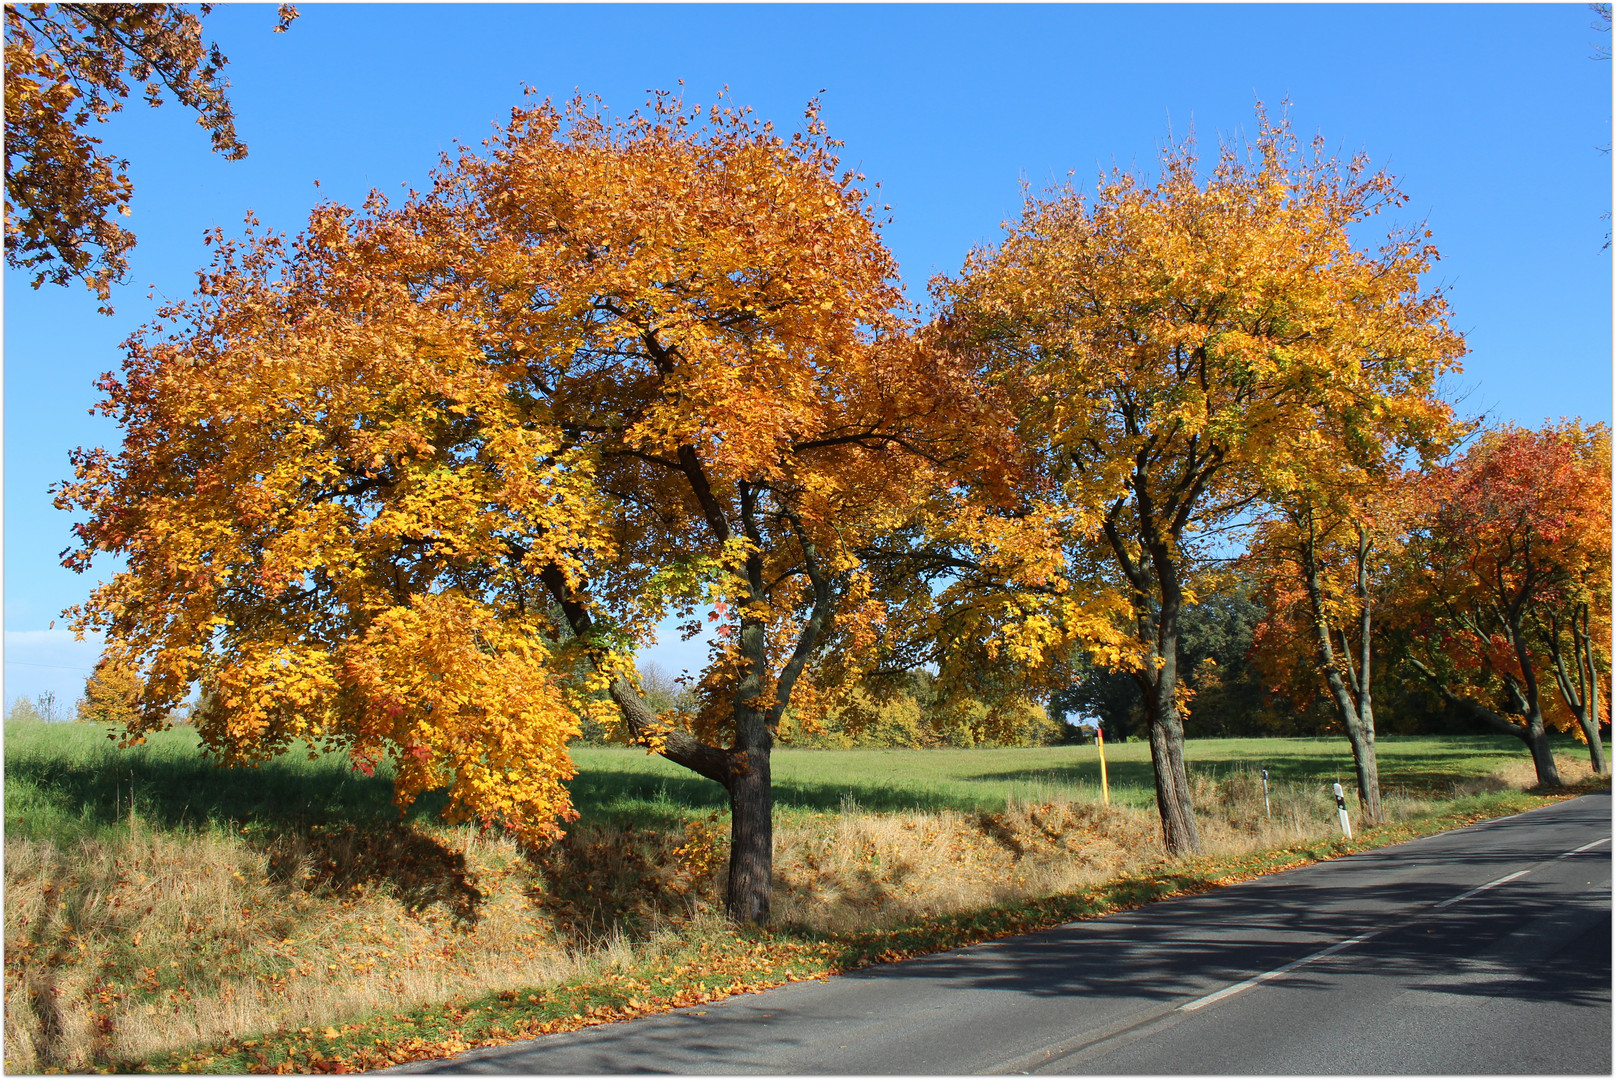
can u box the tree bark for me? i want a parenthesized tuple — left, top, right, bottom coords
(1135, 556, 1202, 857)
(1547, 603, 1608, 775)
(1523, 711, 1562, 788)
(540, 560, 776, 917)
(1144, 677, 1200, 854)
(1298, 519, 1383, 823)
(1505, 606, 1563, 788)
(725, 739, 772, 923)
(723, 603, 775, 924)
(1404, 655, 1561, 787)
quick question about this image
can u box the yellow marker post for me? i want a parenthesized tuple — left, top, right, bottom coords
(1096, 725, 1110, 806)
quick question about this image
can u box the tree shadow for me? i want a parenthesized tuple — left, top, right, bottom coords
(265, 819, 483, 926)
(570, 767, 1006, 818)
(5, 738, 483, 923)
(525, 819, 706, 943)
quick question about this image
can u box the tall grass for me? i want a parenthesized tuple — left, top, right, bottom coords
(4, 722, 1603, 1071)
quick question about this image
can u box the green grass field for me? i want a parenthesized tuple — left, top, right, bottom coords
(570, 733, 1580, 821)
(7, 718, 1599, 845)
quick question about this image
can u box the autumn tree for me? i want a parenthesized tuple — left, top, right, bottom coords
(933, 106, 1465, 854)
(75, 653, 142, 724)
(57, 92, 1013, 924)
(1248, 473, 1434, 823)
(1399, 422, 1612, 782)
(4, 3, 295, 305)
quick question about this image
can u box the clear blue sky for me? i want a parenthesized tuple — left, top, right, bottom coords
(5, 3, 1611, 712)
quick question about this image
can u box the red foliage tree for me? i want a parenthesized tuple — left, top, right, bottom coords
(1401, 422, 1611, 783)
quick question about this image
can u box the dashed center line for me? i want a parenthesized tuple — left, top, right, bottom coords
(1175, 834, 1609, 1014)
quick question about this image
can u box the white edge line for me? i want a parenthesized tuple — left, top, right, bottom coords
(1431, 868, 1530, 909)
(1177, 929, 1382, 1012)
(1177, 837, 1611, 1016)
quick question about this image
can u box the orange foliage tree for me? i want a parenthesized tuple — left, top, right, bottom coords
(1246, 471, 1434, 823)
(934, 106, 1465, 854)
(56, 92, 1013, 923)
(1399, 422, 1612, 782)
(4, 3, 296, 306)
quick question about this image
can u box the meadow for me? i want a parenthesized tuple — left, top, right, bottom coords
(4, 720, 1606, 1072)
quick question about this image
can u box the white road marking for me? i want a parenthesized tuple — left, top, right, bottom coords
(1177, 832, 1611, 1014)
(1177, 930, 1383, 1012)
(1431, 868, 1530, 909)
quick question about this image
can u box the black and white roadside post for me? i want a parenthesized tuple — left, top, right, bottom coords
(1261, 769, 1270, 818)
(1333, 782, 1352, 839)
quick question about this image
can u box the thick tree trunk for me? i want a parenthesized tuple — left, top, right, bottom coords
(1144, 686, 1200, 855)
(1506, 613, 1562, 788)
(1139, 586, 1201, 857)
(1341, 716, 1383, 824)
(725, 743, 772, 923)
(1523, 709, 1562, 788)
(1576, 713, 1607, 775)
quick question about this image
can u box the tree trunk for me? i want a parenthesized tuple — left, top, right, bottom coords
(1578, 610, 1607, 774)
(1299, 521, 1383, 823)
(1523, 709, 1563, 788)
(1403, 653, 1557, 784)
(725, 744, 772, 923)
(1139, 594, 1201, 856)
(1505, 610, 1562, 788)
(1549, 604, 1608, 775)
(1341, 715, 1382, 824)
(724, 612, 774, 924)
(721, 601, 775, 923)
(1145, 689, 1200, 855)
(1577, 714, 1607, 775)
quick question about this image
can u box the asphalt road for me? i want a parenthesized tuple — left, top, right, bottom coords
(392, 791, 1611, 1074)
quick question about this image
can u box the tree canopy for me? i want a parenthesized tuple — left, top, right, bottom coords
(53, 86, 1606, 923)
(1398, 421, 1612, 782)
(4, 2, 295, 305)
(56, 91, 1032, 921)
(934, 105, 1466, 853)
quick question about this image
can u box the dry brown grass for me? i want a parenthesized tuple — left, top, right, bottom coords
(1467, 751, 1600, 795)
(3, 755, 1587, 1071)
(4, 819, 645, 1072)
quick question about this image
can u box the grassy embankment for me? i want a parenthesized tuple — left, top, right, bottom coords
(4, 720, 1607, 1072)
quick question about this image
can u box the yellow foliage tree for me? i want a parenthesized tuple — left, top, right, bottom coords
(935, 105, 1466, 854)
(1246, 469, 1444, 823)
(75, 653, 142, 724)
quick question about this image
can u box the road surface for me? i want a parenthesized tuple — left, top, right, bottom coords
(392, 791, 1611, 1074)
